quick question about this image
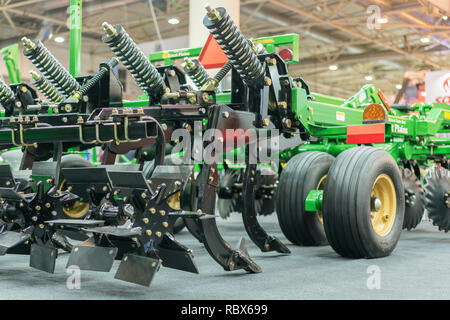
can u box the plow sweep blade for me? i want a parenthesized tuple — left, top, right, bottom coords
(0, 231, 30, 255)
(158, 234, 198, 274)
(67, 242, 118, 272)
(114, 254, 160, 287)
(199, 215, 261, 273)
(30, 244, 57, 273)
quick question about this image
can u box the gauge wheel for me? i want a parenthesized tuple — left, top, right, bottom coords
(322, 147, 405, 258)
(58, 155, 94, 218)
(276, 151, 334, 246)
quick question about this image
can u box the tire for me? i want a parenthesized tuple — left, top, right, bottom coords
(58, 155, 94, 220)
(276, 152, 334, 246)
(60, 154, 95, 169)
(401, 168, 425, 230)
(424, 167, 450, 232)
(322, 147, 405, 258)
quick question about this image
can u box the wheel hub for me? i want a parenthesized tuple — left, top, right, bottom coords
(62, 201, 90, 218)
(370, 174, 397, 237)
(371, 197, 382, 212)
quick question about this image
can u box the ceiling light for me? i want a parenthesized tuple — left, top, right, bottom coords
(54, 36, 65, 43)
(365, 75, 373, 81)
(420, 37, 431, 43)
(329, 65, 338, 71)
(395, 84, 402, 90)
(377, 17, 389, 24)
(168, 17, 180, 25)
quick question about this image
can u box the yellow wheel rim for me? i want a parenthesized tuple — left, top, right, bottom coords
(167, 191, 181, 210)
(316, 175, 327, 225)
(58, 179, 90, 219)
(370, 174, 396, 237)
(62, 201, 90, 218)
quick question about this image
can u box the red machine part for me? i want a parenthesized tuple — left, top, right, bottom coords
(347, 123, 385, 144)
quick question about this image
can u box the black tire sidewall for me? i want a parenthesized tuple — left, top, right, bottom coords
(355, 152, 404, 257)
(323, 147, 405, 258)
(277, 152, 334, 245)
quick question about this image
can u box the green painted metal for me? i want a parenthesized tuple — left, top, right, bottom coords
(69, 0, 82, 77)
(282, 90, 450, 166)
(149, 34, 300, 66)
(150, 47, 203, 65)
(311, 92, 345, 105)
(0, 44, 21, 84)
(305, 189, 323, 212)
(216, 92, 231, 105)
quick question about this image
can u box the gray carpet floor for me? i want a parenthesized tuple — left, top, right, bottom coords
(0, 214, 448, 300)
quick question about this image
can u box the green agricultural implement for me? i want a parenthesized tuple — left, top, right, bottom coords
(0, 3, 448, 289)
(0, 44, 21, 85)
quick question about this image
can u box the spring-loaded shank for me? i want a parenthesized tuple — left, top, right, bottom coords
(102, 22, 165, 100)
(30, 71, 64, 104)
(203, 5, 265, 87)
(22, 37, 81, 97)
(184, 58, 211, 89)
(0, 78, 14, 108)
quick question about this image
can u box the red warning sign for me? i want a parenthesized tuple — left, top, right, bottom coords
(199, 34, 229, 69)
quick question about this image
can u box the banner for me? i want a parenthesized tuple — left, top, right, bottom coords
(425, 70, 450, 104)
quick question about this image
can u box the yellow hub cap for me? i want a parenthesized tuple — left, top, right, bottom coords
(370, 174, 396, 237)
(59, 179, 90, 219)
(316, 175, 327, 225)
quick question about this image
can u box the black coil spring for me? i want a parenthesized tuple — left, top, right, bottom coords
(102, 23, 164, 98)
(23, 39, 80, 97)
(30, 71, 64, 103)
(203, 7, 265, 87)
(184, 58, 210, 89)
(78, 58, 119, 97)
(0, 78, 15, 108)
(214, 61, 232, 83)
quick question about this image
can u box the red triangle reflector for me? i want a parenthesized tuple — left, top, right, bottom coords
(199, 34, 229, 69)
